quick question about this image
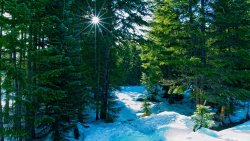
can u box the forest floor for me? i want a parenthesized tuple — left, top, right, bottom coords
(69, 86, 250, 141)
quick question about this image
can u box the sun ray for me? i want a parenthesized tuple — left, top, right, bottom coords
(83, 21, 92, 25)
(71, 13, 93, 21)
(94, 0, 97, 16)
(89, 24, 95, 33)
(98, 23, 129, 47)
(98, 12, 108, 19)
(97, 0, 107, 17)
(76, 23, 93, 37)
(98, 23, 117, 39)
(99, 20, 110, 25)
(74, 0, 118, 42)
(96, 24, 104, 37)
(100, 16, 113, 20)
(76, 4, 89, 15)
(86, 0, 94, 16)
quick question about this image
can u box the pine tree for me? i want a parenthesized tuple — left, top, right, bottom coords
(77, 0, 149, 122)
(0, 1, 4, 140)
(144, 0, 250, 125)
(192, 104, 215, 132)
(142, 98, 151, 116)
(206, 0, 250, 122)
(0, 0, 88, 140)
(32, 0, 87, 139)
(0, 0, 31, 139)
(141, 0, 199, 104)
(115, 43, 142, 86)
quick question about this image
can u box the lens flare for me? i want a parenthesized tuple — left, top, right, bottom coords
(92, 16, 100, 24)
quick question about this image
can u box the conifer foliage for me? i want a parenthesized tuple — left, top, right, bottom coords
(192, 104, 215, 132)
(142, 99, 151, 116)
(0, 0, 249, 140)
(141, 0, 250, 124)
(0, 0, 148, 140)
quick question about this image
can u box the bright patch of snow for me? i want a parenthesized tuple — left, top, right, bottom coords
(120, 86, 147, 94)
(73, 86, 250, 141)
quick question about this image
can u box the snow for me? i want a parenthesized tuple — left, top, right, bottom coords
(120, 86, 147, 94)
(72, 86, 250, 141)
(230, 107, 250, 123)
(1, 91, 14, 109)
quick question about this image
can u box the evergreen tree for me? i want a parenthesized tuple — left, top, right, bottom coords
(78, 0, 149, 122)
(0, 0, 31, 139)
(115, 43, 142, 86)
(142, 98, 151, 116)
(192, 104, 215, 132)
(32, 0, 86, 139)
(206, 0, 250, 122)
(0, 0, 4, 140)
(141, 0, 199, 104)
(142, 0, 250, 124)
(0, 0, 88, 139)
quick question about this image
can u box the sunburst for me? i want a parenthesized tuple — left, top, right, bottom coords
(91, 16, 100, 24)
(74, 0, 114, 37)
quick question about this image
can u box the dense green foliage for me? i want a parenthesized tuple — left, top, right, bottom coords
(192, 104, 215, 132)
(141, 0, 250, 123)
(142, 98, 151, 116)
(0, 0, 249, 140)
(0, 0, 148, 140)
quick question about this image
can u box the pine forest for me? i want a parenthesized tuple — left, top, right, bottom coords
(0, 0, 249, 141)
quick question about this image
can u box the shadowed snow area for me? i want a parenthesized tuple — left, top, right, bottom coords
(72, 86, 250, 141)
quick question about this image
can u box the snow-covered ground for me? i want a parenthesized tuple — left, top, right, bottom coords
(73, 86, 250, 141)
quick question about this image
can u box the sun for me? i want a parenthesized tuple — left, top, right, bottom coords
(75, 0, 114, 37)
(91, 16, 100, 24)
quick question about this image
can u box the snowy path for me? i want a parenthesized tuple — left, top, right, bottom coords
(75, 86, 250, 141)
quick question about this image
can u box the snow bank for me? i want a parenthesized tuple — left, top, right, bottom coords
(230, 107, 249, 123)
(120, 86, 147, 94)
(73, 86, 250, 141)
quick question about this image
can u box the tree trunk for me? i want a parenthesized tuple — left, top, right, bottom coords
(94, 90, 100, 120)
(94, 25, 100, 121)
(169, 94, 174, 104)
(100, 0, 112, 120)
(53, 120, 60, 140)
(0, 51, 3, 141)
(219, 106, 226, 122)
(0, 0, 4, 140)
(13, 41, 22, 138)
(167, 65, 174, 104)
(188, 0, 202, 106)
(200, 0, 206, 65)
(246, 102, 250, 119)
(75, 6, 85, 123)
(189, 0, 196, 57)
(100, 45, 110, 120)
(25, 9, 36, 140)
